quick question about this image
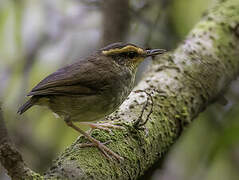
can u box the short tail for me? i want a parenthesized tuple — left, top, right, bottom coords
(17, 97, 38, 115)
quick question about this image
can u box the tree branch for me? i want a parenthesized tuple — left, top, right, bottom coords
(43, 1, 239, 179)
(0, 105, 41, 179)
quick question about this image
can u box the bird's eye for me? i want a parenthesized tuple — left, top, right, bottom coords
(127, 52, 137, 59)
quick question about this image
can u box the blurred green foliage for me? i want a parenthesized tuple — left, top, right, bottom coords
(170, 0, 214, 37)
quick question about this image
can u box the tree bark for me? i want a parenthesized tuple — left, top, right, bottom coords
(1, 0, 239, 179)
(44, 1, 239, 179)
(0, 106, 42, 180)
(101, 0, 131, 45)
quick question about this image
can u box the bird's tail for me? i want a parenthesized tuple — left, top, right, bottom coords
(17, 97, 38, 115)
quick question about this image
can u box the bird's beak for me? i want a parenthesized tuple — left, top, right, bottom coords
(144, 49, 166, 57)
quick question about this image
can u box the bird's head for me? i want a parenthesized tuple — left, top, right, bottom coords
(99, 42, 166, 70)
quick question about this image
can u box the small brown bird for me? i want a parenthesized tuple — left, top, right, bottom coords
(18, 42, 165, 160)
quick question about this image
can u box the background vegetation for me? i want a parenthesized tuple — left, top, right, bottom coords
(0, 0, 238, 179)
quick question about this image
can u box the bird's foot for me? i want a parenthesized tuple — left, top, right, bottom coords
(78, 140, 110, 148)
(80, 122, 125, 134)
(65, 120, 123, 161)
(81, 139, 123, 161)
(78, 137, 123, 161)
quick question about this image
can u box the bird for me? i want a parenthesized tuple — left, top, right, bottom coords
(18, 42, 166, 160)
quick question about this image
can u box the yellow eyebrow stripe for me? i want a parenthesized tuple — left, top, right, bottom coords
(102, 45, 144, 55)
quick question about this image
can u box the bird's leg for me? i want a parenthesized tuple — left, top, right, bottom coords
(133, 90, 154, 130)
(79, 122, 124, 133)
(64, 119, 123, 161)
(78, 141, 110, 148)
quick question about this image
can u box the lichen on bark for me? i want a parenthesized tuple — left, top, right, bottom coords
(43, 1, 239, 179)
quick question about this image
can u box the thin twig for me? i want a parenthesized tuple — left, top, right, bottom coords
(133, 90, 154, 129)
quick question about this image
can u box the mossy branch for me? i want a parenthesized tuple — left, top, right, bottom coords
(1, 0, 239, 179)
(0, 106, 42, 180)
(44, 1, 239, 179)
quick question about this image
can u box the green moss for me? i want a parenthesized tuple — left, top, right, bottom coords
(25, 171, 44, 180)
(43, 1, 239, 179)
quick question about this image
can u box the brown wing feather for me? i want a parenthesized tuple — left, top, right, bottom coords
(28, 56, 109, 96)
(28, 85, 95, 96)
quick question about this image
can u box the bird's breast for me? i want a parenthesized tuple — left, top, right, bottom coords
(106, 70, 135, 110)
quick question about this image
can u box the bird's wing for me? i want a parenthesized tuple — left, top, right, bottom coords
(28, 57, 109, 96)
